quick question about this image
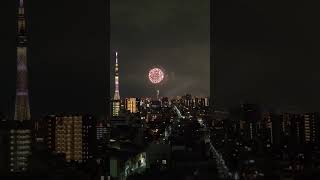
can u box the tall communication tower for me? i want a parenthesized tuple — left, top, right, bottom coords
(112, 51, 121, 116)
(14, 0, 31, 121)
(10, 0, 32, 173)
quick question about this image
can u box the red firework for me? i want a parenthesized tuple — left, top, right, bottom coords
(148, 68, 164, 84)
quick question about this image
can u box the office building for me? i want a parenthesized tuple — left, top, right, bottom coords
(125, 98, 137, 113)
(303, 113, 320, 144)
(46, 115, 96, 162)
(8, 121, 32, 172)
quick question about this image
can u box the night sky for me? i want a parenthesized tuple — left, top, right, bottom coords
(110, 0, 210, 98)
(0, 0, 319, 118)
(1, 0, 108, 118)
(213, 0, 320, 111)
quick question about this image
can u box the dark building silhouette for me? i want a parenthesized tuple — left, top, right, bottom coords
(106, 0, 111, 123)
(0, 120, 9, 173)
(240, 104, 261, 142)
(161, 97, 169, 107)
(262, 111, 281, 147)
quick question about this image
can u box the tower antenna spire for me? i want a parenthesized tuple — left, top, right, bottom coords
(112, 50, 121, 117)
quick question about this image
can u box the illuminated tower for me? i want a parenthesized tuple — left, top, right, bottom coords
(8, 1, 32, 172)
(14, 0, 31, 121)
(112, 51, 120, 116)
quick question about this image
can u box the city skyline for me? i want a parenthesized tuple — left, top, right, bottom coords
(1, 0, 320, 116)
(0, 0, 210, 118)
(1, 0, 320, 179)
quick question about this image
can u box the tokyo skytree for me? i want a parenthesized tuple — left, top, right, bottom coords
(14, 0, 31, 121)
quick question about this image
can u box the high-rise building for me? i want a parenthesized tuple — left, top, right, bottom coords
(185, 94, 192, 107)
(9, 0, 32, 173)
(96, 122, 107, 143)
(55, 116, 83, 162)
(289, 114, 304, 145)
(46, 115, 96, 162)
(204, 97, 210, 107)
(280, 113, 292, 137)
(96, 121, 110, 155)
(198, 97, 208, 107)
(302, 113, 320, 144)
(240, 104, 261, 141)
(262, 112, 281, 146)
(82, 115, 98, 159)
(46, 115, 56, 152)
(14, 0, 31, 121)
(125, 98, 137, 113)
(136, 98, 142, 111)
(112, 51, 121, 117)
(263, 112, 273, 144)
(279, 112, 320, 145)
(8, 121, 32, 172)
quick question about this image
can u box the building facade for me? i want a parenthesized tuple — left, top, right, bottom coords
(125, 98, 137, 113)
(46, 115, 96, 162)
(8, 121, 32, 172)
